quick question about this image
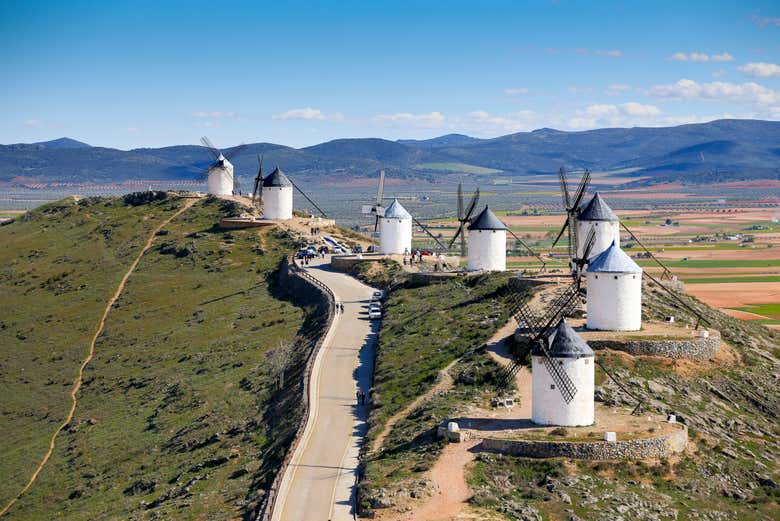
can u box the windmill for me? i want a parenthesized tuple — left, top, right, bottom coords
(199, 136, 246, 195)
(251, 155, 263, 210)
(448, 182, 480, 257)
(550, 168, 591, 260)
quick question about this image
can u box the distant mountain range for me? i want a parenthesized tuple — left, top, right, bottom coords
(2, 119, 778, 186)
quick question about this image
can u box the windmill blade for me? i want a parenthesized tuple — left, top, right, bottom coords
(580, 227, 597, 261)
(457, 182, 464, 220)
(550, 219, 569, 249)
(225, 143, 247, 162)
(375, 170, 385, 206)
(620, 222, 673, 280)
(200, 136, 221, 161)
(460, 227, 466, 258)
(571, 170, 591, 210)
(253, 154, 264, 201)
(413, 217, 448, 251)
(463, 188, 480, 222)
(540, 345, 578, 403)
(289, 176, 328, 217)
(507, 228, 546, 268)
(373, 215, 380, 234)
(448, 223, 465, 249)
(567, 213, 577, 258)
(558, 167, 571, 208)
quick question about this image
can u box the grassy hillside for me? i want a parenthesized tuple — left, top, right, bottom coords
(352, 265, 525, 512)
(0, 195, 314, 519)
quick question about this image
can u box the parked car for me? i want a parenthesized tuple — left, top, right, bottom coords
(353, 245, 363, 253)
(333, 246, 348, 254)
(367, 245, 375, 253)
(368, 307, 382, 320)
(318, 245, 329, 254)
(306, 246, 318, 255)
(371, 291, 384, 302)
(295, 249, 308, 259)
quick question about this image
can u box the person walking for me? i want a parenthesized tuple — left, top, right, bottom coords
(356, 390, 361, 405)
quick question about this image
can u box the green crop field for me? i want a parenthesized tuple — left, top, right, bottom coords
(643, 259, 780, 268)
(0, 195, 309, 519)
(680, 275, 780, 284)
(413, 162, 503, 175)
(735, 303, 780, 319)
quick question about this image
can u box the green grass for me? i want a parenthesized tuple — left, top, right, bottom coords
(650, 259, 780, 268)
(413, 162, 503, 175)
(0, 196, 310, 519)
(734, 302, 780, 319)
(681, 275, 780, 284)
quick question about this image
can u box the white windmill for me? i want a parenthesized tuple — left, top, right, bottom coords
(586, 240, 643, 331)
(466, 206, 507, 271)
(576, 192, 621, 260)
(531, 318, 595, 426)
(199, 136, 245, 196)
(379, 199, 412, 254)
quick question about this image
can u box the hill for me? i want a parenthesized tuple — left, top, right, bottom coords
(2, 119, 779, 186)
(0, 195, 316, 519)
(354, 263, 780, 520)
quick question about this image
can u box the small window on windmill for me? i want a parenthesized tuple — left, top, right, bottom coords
(595, 275, 598, 279)
(550, 384, 556, 390)
(558, 360, 563, 365)
(614, 275, 618, 279)
(584, 358, 589, 364)
(633, 275, 636, 279)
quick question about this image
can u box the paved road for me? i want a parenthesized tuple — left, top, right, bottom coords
(272, 256, 378, 521)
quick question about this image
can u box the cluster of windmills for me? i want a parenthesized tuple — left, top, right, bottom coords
(199, 136, 326, 221)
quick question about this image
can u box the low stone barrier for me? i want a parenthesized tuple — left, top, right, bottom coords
(589, 331, 720, 361)
(478, 424, 688, 460)
(330, 254, 385, 271)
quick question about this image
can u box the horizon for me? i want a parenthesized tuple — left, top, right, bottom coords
(2, 1, 779, 149)
(7, 116, 778, 151)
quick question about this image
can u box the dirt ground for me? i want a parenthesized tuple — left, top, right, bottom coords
(685, 282, 780, 309)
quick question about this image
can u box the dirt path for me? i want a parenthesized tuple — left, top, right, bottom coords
(380, 319, 521, 521)
(0, 199, 194, 518)
(371, 359, 457, 454)
(394, 439, 481, 521)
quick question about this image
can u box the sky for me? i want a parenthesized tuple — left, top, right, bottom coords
(1, 0, 779, 149)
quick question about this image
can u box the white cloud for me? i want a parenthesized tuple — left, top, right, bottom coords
(373, 111, 446, 128)
(649, 78, 779, 105)
(738, 62, 780, 78)
(191, 111, 235, 118)
(595, 49, 623, 57)
(667, 52, 734, 62)
(504, 88, 529, 95)
(273, 107, 344, 122)
(712, 69, 726, 78)
(23, 119, 43, 128)
(752, 15, 780, 28)
(567, 102, 662, 129)
(127, 127, 139, 133)
(605, 84, 631, 96)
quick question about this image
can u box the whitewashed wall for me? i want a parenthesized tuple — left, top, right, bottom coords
(586, 271, 642, 330)
(263, 186, 294, 220)
(577, 220, 620, 259)
(207, 162, 234, 196)
(531, 355, 595, 426)
(467, 229, 506, 271)
(379, 217, 412, 254)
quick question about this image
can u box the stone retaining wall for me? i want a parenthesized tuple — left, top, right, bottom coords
(330, 254, 385, 271)
(478, 424, 687, 460)
(589, 331, 720, 361)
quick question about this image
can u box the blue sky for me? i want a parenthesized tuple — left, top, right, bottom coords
(1, 0, 779, 149)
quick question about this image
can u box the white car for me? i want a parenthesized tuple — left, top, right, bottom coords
(368, 308, 382, 320)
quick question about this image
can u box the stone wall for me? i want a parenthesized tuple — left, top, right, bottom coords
(330, 254, 385, 272)
(589, 331, 720, 361)
(478, 425, 687, 460)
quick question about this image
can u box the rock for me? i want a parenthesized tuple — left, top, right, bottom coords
(647, 380, 672, 395)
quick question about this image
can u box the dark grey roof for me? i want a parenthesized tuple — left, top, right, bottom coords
(578, 192, 618, 222)
(532, 318, 594, 358)
(586, 240, 642, 273)
(468, 206, 507, 231)
(262, 166, 292, 187)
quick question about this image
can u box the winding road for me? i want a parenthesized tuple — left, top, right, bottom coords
(272, 256, 378, 521)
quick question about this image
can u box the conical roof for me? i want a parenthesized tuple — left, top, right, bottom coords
(383, 198, 412, 219)
(468, 206, 507, 231)
(587, 240, 642, 273)
(532, 318, 594, 358)
(262, 166, 292, 187)
(578, 192, 618, 222)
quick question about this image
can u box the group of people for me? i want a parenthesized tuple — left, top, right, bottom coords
(301, 253, 316, 265)
(402, 248, 424, 265)
(355, 389, 368, 405)
(309, 226, 322, 235)
(334, 301, 345, 313)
